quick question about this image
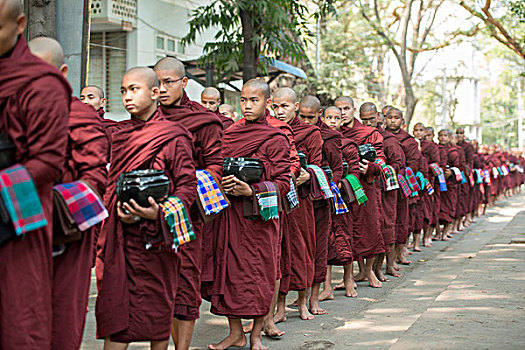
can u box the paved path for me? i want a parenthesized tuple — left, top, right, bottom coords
(81, 193, 525, 349)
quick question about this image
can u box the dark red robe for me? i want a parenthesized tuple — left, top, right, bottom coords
(204, 117, 291, 318)
(421, 140, 442, 228)
(160, 92, 223, 320)
(340, 120, 386, 259)
(458, 140, 474, 216)
(52, 98, 108, 349)
(454, 145, 466, 220)
(0, 36, 71, 349)
(439, 144, 460, 224)
(95, 111, 196, 342)
(214, 108, 235, 129)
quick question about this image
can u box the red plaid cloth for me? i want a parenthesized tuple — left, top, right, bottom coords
(397, 175, 412, 198)
(405, 167, 421, 193)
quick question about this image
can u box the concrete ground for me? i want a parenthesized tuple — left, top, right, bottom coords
(81, 193, 525, 349)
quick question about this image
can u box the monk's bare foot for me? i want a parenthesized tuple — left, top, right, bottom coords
(298, 303, 314, 320)
(374, 269, 390, 282)
(447, 234, 453, 238)
(353, 273, 367, 282)
(393, 262, 403, 271)
(208, 333, 247, 349)
(263, 323, 285, 337)
(406, 242, 414, 249)
(319, 289, 334, 301)
(250, 335, 268, 350)
(431, 235, 439, 241)
(386, 267, 402, 277)
(345, 285, 358, 297)
(413, 246, 422, 252)
(273, 309, 286, 324)
(397, 259, 411, 265)
(441, 236, 450, 241)
(334, 282, 345, 290)
(423, 240, 432, 247)
(309, 298, 326, 315)
(366, 271, 382, 288)
(243, 322, 254, 334)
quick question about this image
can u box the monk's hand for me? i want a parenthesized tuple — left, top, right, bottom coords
(296, 167, 311, 186)
(445, 169, 453, 178)
(359, 159, 369, 174)
(117, 201, 140, 224)
(221, 175, 237, 194)
(230, 178, 253, 197)
(123, 197, 159, 221)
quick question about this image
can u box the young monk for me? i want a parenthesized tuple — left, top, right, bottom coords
(0, 2, 71, 347)
(219, 103, 235, 121)
(205, 79, 291, 350)
(201, 86, 234, 129)
(154, 57, 223, 350)
(321, 106, 360, 298)
(437, 130, 459, 240)
(456, 128, 475, 227)
(29, 36, 109, 350)
(362, 102, 405, 279)
(95, 67, 196, 350)
(335, 97, 386, 288)
(298, 95, 343, 311)
(80, 85, 107, 117)
(272, 88, 322, 322)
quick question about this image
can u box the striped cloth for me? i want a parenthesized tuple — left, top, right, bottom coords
(429, 163, 447, 192)
(307, 165, 334, 200)
(493, 167, 500, 178)
(450, 167, 462, 182)
(483, 170, 491, 184)
(196, 170, 229, 216)
(415, 171, 434, 195)
(53, 181, 108, 231)
(0, 164, 47, 235)
(159, 196, 195, 249)
(330, 181, 348, 214)
(285, 177, 299, 210)
(385, 165, 399, 191)
(460, 171, 467, 184)
(405, 167, 420, 197)
(502, 165, 509, 176)
(345, 174, 368, 205)
(252, 181, 280, 221)
(397, 175, 412, 198)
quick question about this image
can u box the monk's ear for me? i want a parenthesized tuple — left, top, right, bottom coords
(16, 14, 26, 35)
(100, 98, 107, 107)
(181, 77, 189, 89)
(265, 97, 272, 109)
(151, 86, 160, 100)
(294, 102, 299, 112)
(60, 64, 68, 79)
(318, 108, 323, 116)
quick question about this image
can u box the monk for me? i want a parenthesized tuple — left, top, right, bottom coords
(451, 134, 466, 234)
(321, 106, 360, 298)
(29, 36, 109, 350)
(456, 128, 475, 227)
(298, 95, 343, 311)
(205, 79, 290, 350)
(80, 85, 107, 117)
(154, 57, 223, 350)
(219, 103, 235, 121)
(437, 130, 459, 240)
(362, 103, 405, 279)
(0, 1, 71, 347)
(201, 86, 234, 129)
(385, 107, 422, 264)
(272, 87, 322, 322)
(335, 97, 386, 288)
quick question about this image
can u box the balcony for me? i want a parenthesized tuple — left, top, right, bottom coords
(91, 0, 137, 32)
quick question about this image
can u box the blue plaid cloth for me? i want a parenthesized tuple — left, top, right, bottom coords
(285, 177, 299, 209)
(196, 170, 229, 216)
(330, 181, 348, 215)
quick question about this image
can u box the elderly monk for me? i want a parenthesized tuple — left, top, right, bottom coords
(298, 95, 343, 312)
(361, 103, 405, 279)
(95, 67, 196, 349)
(335, 97, 386, 288)
(385, 107, 422, 265)
(320, 106, 360, 299)
(81, 85, 107, 117)
(153, 57, 223, 350)
(29, 36, 109, 350)
(456, 128, 475, 228)
(219, 103, 235, 121)
(203, 79, 290, 350)
(0, 1, 71, 347)
(201, 86, 234, 129)
(272, 88, 322, 322)
(437, 130, 459, 240)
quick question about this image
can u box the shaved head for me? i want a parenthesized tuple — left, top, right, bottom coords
(359, 102, 377, 114)
(335, 96, 354, 108)
(153, 56, 185, 78)
(124, 67, 159, 88)
(273, 87, 297, 103)
(382, 105, 393, 115)
(325, 106, 341, 115)
(299, 95, 321, 111)
(29, 37, 64, 68)
(0, 0, 25, 56)
(82, 85, 104, 99)
(243, 79, 270, 99)
(0, 0, 22, 20)
(219, 104, 234, 114)
(202, 87, 220, 98)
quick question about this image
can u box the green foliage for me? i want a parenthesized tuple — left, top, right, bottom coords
(510, 0, 525, 22)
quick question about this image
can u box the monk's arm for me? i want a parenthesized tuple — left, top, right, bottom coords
(325, 137, 343, 184)
(385, 141, 404, 174)
(168, 136, 197, 209)
(369, 130, 386, 160)
(263, 136, 291, 196)
(198, 123, 223, 180)
(344, 144, 360, 177)
(404, 138, 421, 173)
(307, 131, 323, 167)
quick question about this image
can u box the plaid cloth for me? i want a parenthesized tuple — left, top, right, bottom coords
(460, 171, 467, 184)
(330, 181, 348, 214)
(53, 181, 108, 231)
(159, 196, 195, 249)
(405, 167, 420, 196)
(345, 174, 368, 205)
(450, 167, 462, 182)
(495, 167, 502, 177)
(307, 165, 334, 200)
(385, 165, 399, 191)
(415, 171, 434, 195)
(0, 164, 47, 235)
(397, 175, 412, 198)
(474, 169, 483, 184)
(429, 163, 447, 192)
(285, 177, 299, 210)
(196, 170, 229, 216)
(483, 170, 491, 184)
(502, 165, 509, 176)
(252, 181, 280, 221)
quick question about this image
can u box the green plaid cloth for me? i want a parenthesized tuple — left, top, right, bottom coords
(345, 174, 368, 205)
(252, 181, 279, 221)
(159, 196, 195, 249)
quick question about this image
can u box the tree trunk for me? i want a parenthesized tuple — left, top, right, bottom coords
(240, 9, 259, 83)
(24, 0, 56, 40)
(405, 90, 417, 128)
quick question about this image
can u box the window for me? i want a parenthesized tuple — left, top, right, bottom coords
(155, 33, 184, 58)
(167, 39, 175, 52)
(156, 36, 164, 50)
(178, 42, 185, 54)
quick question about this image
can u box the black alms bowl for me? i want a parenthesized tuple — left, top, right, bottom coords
(116, 169, 170, 207)
(358, 143, 377, 162)
(298, 150, 307, 169)
(223, 157, 263, 184)
(321, 166, 333, 183)
(342, 160, 349, 178)
(0, 133, 16, 170)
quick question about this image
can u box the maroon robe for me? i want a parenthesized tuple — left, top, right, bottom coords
(160, 92, 223, 320)
(0, 37, 71, 349)
(214, 108, 235, 129)
(95, 111, 196, 342)
(280, 116, 322, 293)
(454, 146, 466, 220)
(204, 117, 291, 318)
(458, 140, 474, 216)
(313, 118, 342, 282)
(439, 144, 460, 224)
(340, 120, 386, 259)
(421, 139, 442, 228)
(52, 98, 108, 349)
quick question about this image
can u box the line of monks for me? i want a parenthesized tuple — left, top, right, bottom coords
(1, 3, 524, 350)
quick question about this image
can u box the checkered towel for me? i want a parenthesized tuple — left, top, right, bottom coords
(307, 165, 334, 200)
(460, 171, 467, 184)
(450, 167, 462, 182)
(196, 170, 229, 216)
(397, 175, 412, 198)
(159, 196, 195, 249)
(415, 172, 434, 195)
(474, 169, 483, 184)
(53, 181, 108, 231)
(405, 167, 420, 196)
(385, 165, 399, 191)
(374, 158, 390, 189)
(483, 170, 491, 184)
(345, 174, 368, 205)
(429, 163, 447, 192)
(252, 181, 280, 221)
(0, 164, 47, 235)
(493, 167, 500, 178)
(285, 177, 299, 210)
(330, 181, 348, 214)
